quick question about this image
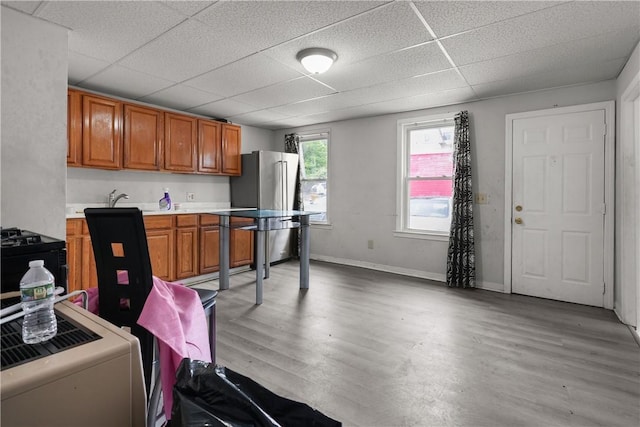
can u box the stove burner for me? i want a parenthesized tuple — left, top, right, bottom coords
(1, 228, 43, 247)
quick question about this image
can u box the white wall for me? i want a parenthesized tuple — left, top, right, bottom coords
(275, 80, 616, 290)
(1, 7, 68, 239)
(615, 40, 640, 327)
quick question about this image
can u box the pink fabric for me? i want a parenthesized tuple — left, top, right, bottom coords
(72, 287, 100, 315)
(137, 277, 212, 420)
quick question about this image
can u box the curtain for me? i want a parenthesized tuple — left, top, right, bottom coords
(285, 133, 302, 257)
(446, 111, 475, 288)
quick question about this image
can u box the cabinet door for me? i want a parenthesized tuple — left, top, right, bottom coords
(82, 94, 123, 169)
(221, 124, 241, 176)
(199, 226, 220, 274)
(146, 229, 175, 281)
(66, 219, 83, 293)
(230, 228, 254, 267)
(67, 89, 82, 166)
(198, 119, 221, 174)
(164, 112, 197, 172)
(176, 224, 199, 279)
(81, 234, 98, 290)
(124, 104, 163, 170)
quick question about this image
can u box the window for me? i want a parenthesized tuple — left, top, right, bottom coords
(299, 131, 329, 223)
(397, 114, 454, 237)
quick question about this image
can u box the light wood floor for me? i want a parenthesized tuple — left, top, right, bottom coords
(197, 260, 640, 427)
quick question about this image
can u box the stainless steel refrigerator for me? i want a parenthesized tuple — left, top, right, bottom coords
(230, 150, 299, 264)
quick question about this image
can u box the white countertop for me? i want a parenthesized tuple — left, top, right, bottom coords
(66, 202, 255, 219)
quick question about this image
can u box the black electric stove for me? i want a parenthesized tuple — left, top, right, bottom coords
(1, 227, 67, 295)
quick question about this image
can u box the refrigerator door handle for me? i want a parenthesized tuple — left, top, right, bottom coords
(283, 160, 289, 210)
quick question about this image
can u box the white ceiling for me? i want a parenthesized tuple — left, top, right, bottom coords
(4, 1, 639, 130)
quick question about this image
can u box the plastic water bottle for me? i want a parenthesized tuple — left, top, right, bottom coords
(20, 260, 57, 344)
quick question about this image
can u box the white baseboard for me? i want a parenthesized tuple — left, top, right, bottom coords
(311, 254, 505, 292)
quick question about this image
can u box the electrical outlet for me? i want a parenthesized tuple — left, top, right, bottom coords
(367, 239, 374, 250)
(186, 192, 195, 201)
(475, 193, 488, 204)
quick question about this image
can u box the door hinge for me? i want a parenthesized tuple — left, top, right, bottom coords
(603, 123, 607, 136)
(601, 203, 606, 215)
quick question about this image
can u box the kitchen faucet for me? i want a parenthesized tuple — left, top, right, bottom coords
(108, 189, 129, 207)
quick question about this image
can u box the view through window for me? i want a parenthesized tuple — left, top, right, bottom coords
(398, 116, 454, 234)
(299, 132, 329, 223)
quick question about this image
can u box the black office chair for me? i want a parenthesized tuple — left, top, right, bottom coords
(83, 208, 217, 422)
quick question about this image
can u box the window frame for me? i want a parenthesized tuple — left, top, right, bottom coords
(395, 113, 455, 240)
(298, 129, 330, 225)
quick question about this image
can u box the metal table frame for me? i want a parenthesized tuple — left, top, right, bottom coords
(213, 210, 314, 304)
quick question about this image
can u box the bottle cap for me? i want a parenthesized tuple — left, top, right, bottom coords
(29, 260, 45, 268)
(164, 187, 169, 193)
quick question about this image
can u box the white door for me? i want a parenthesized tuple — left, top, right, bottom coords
(511, 110, 606, 306)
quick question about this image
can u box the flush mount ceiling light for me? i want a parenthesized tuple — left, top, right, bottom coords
(296, 48, 338, 74)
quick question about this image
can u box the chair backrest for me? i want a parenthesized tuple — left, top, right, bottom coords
(83, 207, 155, 393)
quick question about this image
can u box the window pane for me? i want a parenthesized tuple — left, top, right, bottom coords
(409, 126, 454, 178)
(301, 180, 326, 221)
(300, 139, 327, 180)
(408, 180, 452, 232)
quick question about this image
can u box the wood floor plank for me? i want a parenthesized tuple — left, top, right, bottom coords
(194, 260, 640, 427)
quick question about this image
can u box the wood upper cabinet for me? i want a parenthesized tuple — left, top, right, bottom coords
(144, 215, 175, 281)
(67, 89, 82, 166)
(198, 119, 221, 174)
(82, 94, 123, 169)
(164, 112, 197, 172)
(176, 215, 199, 279)
(124, 104, 163, 170)
(221, 123, 242, 176)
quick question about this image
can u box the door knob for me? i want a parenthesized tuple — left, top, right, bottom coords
(515, 205, 522, 212)
(514, 217, 523, 225)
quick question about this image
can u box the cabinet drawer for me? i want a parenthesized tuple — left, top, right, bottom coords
(230, 217, 254, 226)
(199, 214, 220, 226)
(176, 214, 198, 228)
(67, 219, 83, 236)
(144, 215, 174, 230)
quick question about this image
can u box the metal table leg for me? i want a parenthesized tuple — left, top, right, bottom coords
(219, 215, 230, 290)
(255, 218, 267, 304)
(299, 215, 310, 289)
(264, 228, 270, 279)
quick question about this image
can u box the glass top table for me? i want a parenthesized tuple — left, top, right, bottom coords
(208, 210, 318, 304)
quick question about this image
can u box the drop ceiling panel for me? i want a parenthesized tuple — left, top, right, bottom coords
(227, 109, 292, 127)
(138, 84, 223, 111)
(442, 1, 640, 66)
(194, 0, 386, 56)
(68, 51, 111, 85)
(472, 58, 627, 99)
(184, 53, 304, 98)
(315, 42, 452, 92)
(79, 65, 175, 99)
(36, 1, 186, 62)
(2, 1, 41, 14)
(230, 77, 336, 110)
(414, 1, 564, 37)
(161, 1, 214, 17)
(187, 98, 257, 119)
(119, 19, 249, 82)
(460, 28, 640, 86)
(264, 1, 432, 70)
(366, 87, 478, 114)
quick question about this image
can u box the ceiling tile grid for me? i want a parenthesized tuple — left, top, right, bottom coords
(2, 0, 639, 129)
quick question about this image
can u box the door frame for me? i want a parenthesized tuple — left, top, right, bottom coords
(504, 101, 615, 309)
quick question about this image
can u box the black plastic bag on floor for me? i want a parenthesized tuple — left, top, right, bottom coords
(169, 359, 342, 427)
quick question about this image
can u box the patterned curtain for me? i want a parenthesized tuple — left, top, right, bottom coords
(446, 111, 475, 288)
(285, 133, 302, 257)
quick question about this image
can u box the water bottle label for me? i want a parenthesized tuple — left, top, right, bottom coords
(21, 282, 55, 302)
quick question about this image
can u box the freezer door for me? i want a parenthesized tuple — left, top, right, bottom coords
(281, 152, 299, 211)
(257, 151, 282, 210)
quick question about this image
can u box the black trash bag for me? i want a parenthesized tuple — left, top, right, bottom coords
(169, 359, 342, 427)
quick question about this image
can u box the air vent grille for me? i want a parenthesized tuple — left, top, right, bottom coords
(1, 311, 101, 370)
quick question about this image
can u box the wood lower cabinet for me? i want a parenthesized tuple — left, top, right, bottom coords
(66, 213, 254, 288)
(82, 94, 123, 169)
(144, 215, 175, 282)
(176, 215, 199, 279)
(124, 104, 163, 170)
(199, 215, 220, 274)
(230, 217, 254, 268)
